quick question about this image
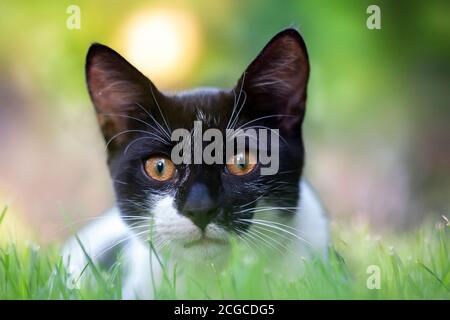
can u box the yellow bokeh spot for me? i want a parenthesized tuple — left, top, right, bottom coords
(118, 7, 201, 88)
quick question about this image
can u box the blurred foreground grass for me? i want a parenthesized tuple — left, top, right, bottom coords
(0, 206, 448, 299)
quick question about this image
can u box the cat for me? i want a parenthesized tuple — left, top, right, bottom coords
(62, 28, 329, 299)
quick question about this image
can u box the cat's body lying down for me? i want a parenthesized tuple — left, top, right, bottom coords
(62, 29, 329, 299)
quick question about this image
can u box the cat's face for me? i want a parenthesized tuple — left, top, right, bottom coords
(85, 29, 309, 260)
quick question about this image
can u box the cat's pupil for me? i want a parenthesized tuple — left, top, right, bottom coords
(156, 160, 165, 175)
(236, 154, 247, 169)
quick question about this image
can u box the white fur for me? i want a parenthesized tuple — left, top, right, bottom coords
(62, 178, 328, 298)
(152, 196, 230, 262)
(62, 209, 129, 288)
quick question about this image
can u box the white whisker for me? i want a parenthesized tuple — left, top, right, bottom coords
(239, 218, 311, 246)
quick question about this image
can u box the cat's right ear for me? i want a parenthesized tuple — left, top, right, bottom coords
(85, 43, 159, 151)
(234, 29, 310, 136)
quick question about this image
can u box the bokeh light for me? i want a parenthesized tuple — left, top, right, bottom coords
(118, 7, 201, 88)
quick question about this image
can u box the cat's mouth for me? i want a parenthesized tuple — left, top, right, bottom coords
(183, 236, 228, 248)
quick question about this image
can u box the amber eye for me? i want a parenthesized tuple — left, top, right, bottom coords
(226, 151, 257, 176)
(144, 156, 176, 181)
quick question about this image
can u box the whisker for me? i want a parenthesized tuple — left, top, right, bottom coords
(100, 113, 159, 133)
(135, 102, 171, 141)
(241, 220, 292, 242)
(234, 227, 267, 257)
(231, 230, 253, 251)
(229, 91, 248, 130)
(120, 214, 153, 218)
(226, 72, 246, 131)
(233, 205, 301, 216)
(231, 124, 289, 147)
(238, 194, 266, 208)
(239, 218, 311, 246)
(113, 179, 128, 185)
(93, 226, 149, 260)
(250, 206, 301, 214)
(250, 218, 306, 235)
(133, 101, 171, 142)
(234, 114, 295, 132)
(51, 214, 151, 236)
(105, 129, 161, 151)
(244, 225, 286, 254)
(124, 135, 171, 155)
(150, 86, 172, 135)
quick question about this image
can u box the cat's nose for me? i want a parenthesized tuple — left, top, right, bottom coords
(182, 183, 219, 230)
(184, 206, 219, 231)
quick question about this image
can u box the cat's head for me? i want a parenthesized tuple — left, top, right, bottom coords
(85, 29, 309, 260)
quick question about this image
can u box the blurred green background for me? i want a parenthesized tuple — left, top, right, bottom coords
(0, 0, 449, 243)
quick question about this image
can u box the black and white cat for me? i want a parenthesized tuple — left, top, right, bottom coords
(63, 29, 329, 299)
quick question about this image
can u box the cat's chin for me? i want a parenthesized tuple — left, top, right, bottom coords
(183, 236, 228, 249)
(170, 237, 231, 262)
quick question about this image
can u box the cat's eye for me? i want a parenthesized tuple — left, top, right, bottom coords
(144, 156, 176, 181)
(226, 151, 257, 176)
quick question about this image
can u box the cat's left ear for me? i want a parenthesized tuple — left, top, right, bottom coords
(85, 43, 163, 153)
(235, 29, 310, 134)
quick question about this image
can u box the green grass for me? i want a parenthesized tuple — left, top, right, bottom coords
(0, 205, 449, 300)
